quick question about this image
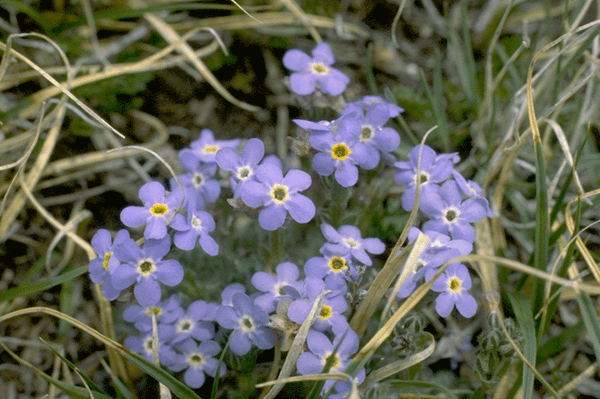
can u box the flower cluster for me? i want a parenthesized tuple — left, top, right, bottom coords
(293, 96, 402, 187)
(86, 41, 492, 395)
(392, 145, 492, 318)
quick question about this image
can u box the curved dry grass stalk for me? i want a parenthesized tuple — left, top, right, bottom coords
(256, 372, 358, 399)
(171, 12, 369, 39)
(361, 332, 435, 386)
(138, 11, 260, 113)
(260, 290, 328, 399)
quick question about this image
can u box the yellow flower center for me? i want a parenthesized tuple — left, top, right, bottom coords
(270, 184, 289, 204)
(103, 252, 112, 270)
(448, 276, 462, 293)
(203, 145, 219, 154)
(328, 256, 347, 273)
(150, 203, 168, 216)
(319, 305, 332, 320)
(324, 352, 341, 370)
(146, 306, 163, 316)
(311, 62, 329, 75)
(331, 143, 350, 161)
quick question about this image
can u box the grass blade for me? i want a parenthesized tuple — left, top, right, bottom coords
(508, 293, 536, 399)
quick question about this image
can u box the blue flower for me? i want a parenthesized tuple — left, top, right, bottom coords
(239, 163, 315, 231)
(175, 154, 221, 212)
(342, 102, 401, 170)
(419, 180, 488, 242)
(304, 252, 357, 285)
(170, 300, 216, 344)
(168, 339, 225, 389)
(286, 277, 349, 334)
(320, 223, 385, 266)
(393, 145, 459, 211)
(431, 263, 477, 318)
(124, 326, 177, 366)
(120, 181, 182, 240)
(112, 235, 184, 306)
(170, 210, 219, 255)
(310, 118, 367, 187)
(186, 128, 240, 164)
(296, 329, 365, 394)
(251, 262, 302, 313)
(215, 138, 265, 196)
(283, 42, 349, 96)
(123, 294, 184, 332)
(89, 229, 129, 300)
(216, 292, 277, 356)
(342, 95, 404, 118)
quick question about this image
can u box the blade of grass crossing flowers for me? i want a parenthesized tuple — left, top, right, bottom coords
(508, 293, 536, 399)
(261, 291, 327, 399)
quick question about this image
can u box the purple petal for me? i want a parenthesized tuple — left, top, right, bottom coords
(154, 260, 184, 286)
(242, 138, 265, 165)
(283, 169, 311, 192)
(312, 153, 336, 176)
(285, 194, 315, 224)
(111, 264, 138, 289)
(199, 234, 219, 256)
(296, 352, 323, 375)
(215, 147, 241, 171)
(456, 293, 477, 317)
(312, 43, 335, 65)
(139, 181, 166, 204)
(252, 272, 276, 292)
(134, 277, 162, 306)
(435, 292, 455, 317)
(239, 181, 269, 208)
(290, 73, 317, 95)
(120, 206, 149, 228)
(334, 162, 359, 187)
(258, 205, 287, 230)
(230, 330, 252, 355)
(184, 367, 205, 389)
(283, 49, 311, 71)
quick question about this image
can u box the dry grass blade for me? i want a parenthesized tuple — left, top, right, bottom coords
(0, 36, 123, 139)
(0, 105, 67, 238)
(256, 373, 358, 399)
(260, 290, 328, 399)
(361, 332, 435, 386)
(139, 11, 260, 113)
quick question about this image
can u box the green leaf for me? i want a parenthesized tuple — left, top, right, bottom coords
(0, 266, 87, 303)
(532, 139, 549, 321)
(508, 293, 536, 399)
(120, 350, 203, 399)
